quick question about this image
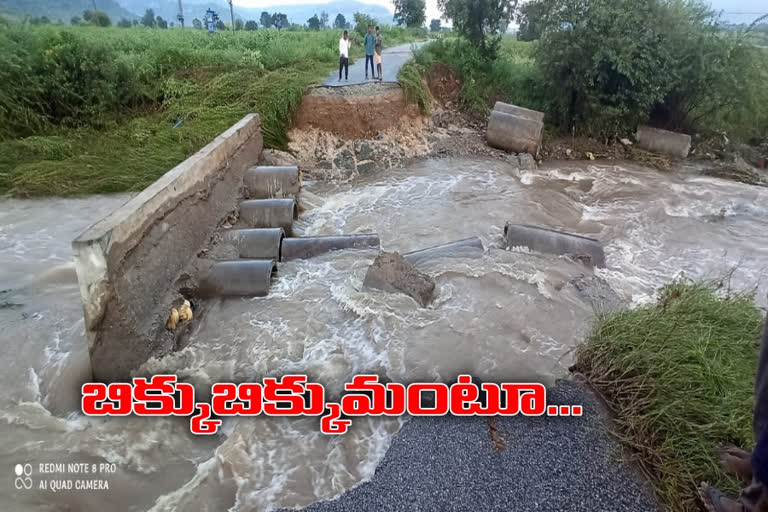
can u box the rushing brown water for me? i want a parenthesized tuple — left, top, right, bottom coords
(1, 158, 767, 512)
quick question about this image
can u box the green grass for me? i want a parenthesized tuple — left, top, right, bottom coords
(0, 24, 421, 197)
(397, 59, 432, 115)
(573, 280, 765, 511)
(410, 35, 543, 117)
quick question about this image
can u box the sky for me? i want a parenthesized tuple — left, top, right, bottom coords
(236, 0, 443, 23)
(234, 0, 766, 27)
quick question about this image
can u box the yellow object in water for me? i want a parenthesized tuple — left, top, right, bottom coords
(178, 300, 193, 322)
(586, 152, 596, 161)
(167, 308, 180, 330)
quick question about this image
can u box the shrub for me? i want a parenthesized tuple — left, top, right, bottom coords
(534, 0, 768, 141)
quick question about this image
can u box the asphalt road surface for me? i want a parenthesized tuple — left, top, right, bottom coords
(285, 380, 660, 512)
(322, 42, 424, 86)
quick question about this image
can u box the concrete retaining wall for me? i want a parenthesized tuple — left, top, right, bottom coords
(636, 125, 691, 159)
(72, 114, 263, 382)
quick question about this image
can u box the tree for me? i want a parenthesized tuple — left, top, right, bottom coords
(235, 18, 244, 30)
(132, 19, 138, 26)
(216, 20, 226, 30)
(531, 0, 735, 138)
(429, 18, 440, 32)
(193, 18, 203, 29)
(333, 13, 346, 29)
(157, 16, 168, 29)
(260, 11, 272, 28)
(70, 16, 81, 25)
(90, 11, 112, 27)
(515, 0, 571, 41)
(438, 0, 518, 58)
(117, 18, 132, 28)
(320, 11, 329, 28)
(271, 13, 288, 30)
(141, 9, 156, 28)
(393, 0, 426, 27)
(82, 10, 93, 22)
(244, 20, 258, 30)
(30, 16, 51, 25)
(353, 12, 376, 37)
(307, 14, 321, 30)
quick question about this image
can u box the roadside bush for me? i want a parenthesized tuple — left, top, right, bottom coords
(413, 37, 542, 115)
(534, 0, 768, 141)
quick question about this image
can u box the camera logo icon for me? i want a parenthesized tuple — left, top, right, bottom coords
(14, 463, 33, 490)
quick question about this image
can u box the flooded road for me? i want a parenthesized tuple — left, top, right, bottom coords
(1, 158, 766, 511)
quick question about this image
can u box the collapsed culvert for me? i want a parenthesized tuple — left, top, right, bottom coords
(198, 259, 278, 298)
(295, 82, 422, 138)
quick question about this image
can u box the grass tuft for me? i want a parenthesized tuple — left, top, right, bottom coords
(398, 60, 432, 116)
(573, 279, 765, 511)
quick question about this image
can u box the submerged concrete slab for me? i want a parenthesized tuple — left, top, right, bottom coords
(636, 126, 691, 159)
(72, 114, 263, 382)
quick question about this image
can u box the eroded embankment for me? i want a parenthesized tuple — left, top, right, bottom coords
(288, 79, 521, 182)
(295, 83, 421, 139)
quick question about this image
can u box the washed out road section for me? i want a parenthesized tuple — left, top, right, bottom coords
(322, 42, 424, 86)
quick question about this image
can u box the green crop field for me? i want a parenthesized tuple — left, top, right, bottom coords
(0, 22, 421, 197)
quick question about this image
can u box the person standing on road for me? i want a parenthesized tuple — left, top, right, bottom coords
(700, 311, 768, 511)
(364, 25, 376, 80)
(374, 26, 383, 81)
(339, 30, 351, 82)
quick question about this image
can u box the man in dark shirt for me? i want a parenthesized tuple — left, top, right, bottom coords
(700, 312, 768, 511)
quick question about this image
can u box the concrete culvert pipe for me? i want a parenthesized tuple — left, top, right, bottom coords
(486, 111, 544, 155)
(199, 260, 277, 298)
(281, 234, 380, 261)
(402, 237, 485, 266)
(503, 223, 606, 268)
(493, 102, 545, 124)
(244, 166, 301, 199)
(239, 198, 297, 234)
(220, 228, 284, 260)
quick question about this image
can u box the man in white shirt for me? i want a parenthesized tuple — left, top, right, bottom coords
(339, 30, 351, 82)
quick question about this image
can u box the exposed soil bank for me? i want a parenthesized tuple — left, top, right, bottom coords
(295, 83, 421, 139)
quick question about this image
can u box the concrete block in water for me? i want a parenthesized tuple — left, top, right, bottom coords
(281, 234, 380, 261)
(636, 126, 691, 159)
(503, 223, 606, 268)
(244, 166, 301, 199)
(239, 198, 297, 234)
(402, 237, 484, 266)
(363, 252, 436, 307)
(486, 111, 544, 155)
(493, 102, 545, 124)
(220, 228, 284, 260)
(71, 114, 263, 382)
(199, 260, 277, 297)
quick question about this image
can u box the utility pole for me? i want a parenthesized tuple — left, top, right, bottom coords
(92, 0, 97, 10)
(177, 0, 185, 29)
(229, 0, 235, 32)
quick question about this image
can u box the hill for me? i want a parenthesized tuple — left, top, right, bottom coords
(117, 0, 394, 26)
(0, 0, 136, 21)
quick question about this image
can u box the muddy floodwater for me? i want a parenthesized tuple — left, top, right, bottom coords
(1, 158, 767, 511)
